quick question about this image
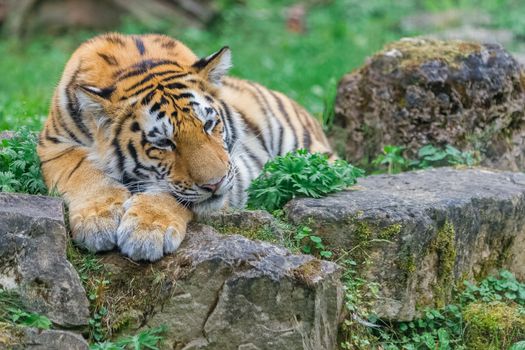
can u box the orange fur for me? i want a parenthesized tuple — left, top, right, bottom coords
(37, 33, 333, 261)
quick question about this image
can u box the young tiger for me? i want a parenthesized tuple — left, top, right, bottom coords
(38, 33, 333, 261)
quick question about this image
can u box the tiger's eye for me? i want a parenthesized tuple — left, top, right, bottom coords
(154, 139, 175, 150)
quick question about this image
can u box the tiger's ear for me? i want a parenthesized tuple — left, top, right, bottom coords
(192, 46, 231, 86)
(74, 85, 115, 124)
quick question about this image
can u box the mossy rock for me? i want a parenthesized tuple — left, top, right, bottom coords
(332, 37, 525, 171)
(463, 301, 525, 349)
(286, 167, 525, 321)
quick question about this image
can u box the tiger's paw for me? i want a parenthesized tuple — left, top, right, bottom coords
(116, 193, 191, 261)
(69, 189, 130, 252)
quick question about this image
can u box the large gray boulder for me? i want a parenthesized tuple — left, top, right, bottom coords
(99, 224, 343, 350)
(286, 167, 525, 321)
(331, 38, 525, 171)
(0, 193, 90, 327)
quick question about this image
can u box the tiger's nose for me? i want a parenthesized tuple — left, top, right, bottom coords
(199, 176, 226, 193)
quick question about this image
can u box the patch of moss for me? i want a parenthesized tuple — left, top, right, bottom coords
(474, 237, 513, 282)
(378, 223, 402, 240)
(0, 322, 24, 348)
(397, 248, 416, 278)
(67, 241, 176, 340)
(463, 301, 525, 350)
(211, 223, 277, 243)
(380, 38, 482, 70)
(430, 220, 457, 308)
(291, 259, 323, 287)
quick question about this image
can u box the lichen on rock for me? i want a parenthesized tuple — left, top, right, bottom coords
(286, 167, 525, 321)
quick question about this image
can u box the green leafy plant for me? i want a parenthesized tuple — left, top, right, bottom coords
(89, 325, 166, 350)
(372, 145, 408, 174)
(8, 308, 52, 329)
(375, 270, 525, 350)
(247, 149, 364, 212)
(0, 128, 46, 194)
(0, 288, 52, 330)
(89, 307, 109, 343)
(371, 144, 480, 174)
(294, 226, 333, 259)
(414, 145, 478, 169)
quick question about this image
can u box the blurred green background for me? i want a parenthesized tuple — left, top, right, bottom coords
(0, 0, 524, 131)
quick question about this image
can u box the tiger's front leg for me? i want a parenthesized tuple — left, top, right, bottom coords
(116, 192, 193, 261)
(38, 145, 131, 252)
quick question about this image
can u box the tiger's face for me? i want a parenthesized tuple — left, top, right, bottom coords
(80, 47, 235, 214)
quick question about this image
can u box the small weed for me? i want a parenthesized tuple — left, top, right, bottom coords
(89, 325, 166, 350)
(321, 78, 338, 131)
(372, 145, 408, 174)
(294, 226, 333, 259)
(0, 288, 52, 330)
(89, 307, 108, 343)
(8, 308, 52, 330)
(371, 144, 480, 174)
(414, 145, 479, 169)
(0, 128, 46, 195)
(247, 149, 364, 212)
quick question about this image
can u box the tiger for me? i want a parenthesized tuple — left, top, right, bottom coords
(37, 33, 333, 261)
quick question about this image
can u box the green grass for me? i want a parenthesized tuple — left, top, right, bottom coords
(2, 0, 525, 131)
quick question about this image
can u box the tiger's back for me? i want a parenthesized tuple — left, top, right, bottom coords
(38, 33, 333, 261)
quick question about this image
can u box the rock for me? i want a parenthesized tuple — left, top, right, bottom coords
(17, 328, 89, 350)
(0, 193, 90, 327)
(97, 224, 343, 350)
(285, 167, 525, 321)
(331, 38, 525, 171)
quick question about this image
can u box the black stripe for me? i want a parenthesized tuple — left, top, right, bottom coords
(98, 53, 118, 66)
(42, 126, 61, 145)
(127, 141, 138, 162)
(269, 91, 299, 151)
(248, 82, 283, 155)
(66, 156, 86, 181)
(127, 83, 155, 98)
(124, 69, 182, 92)
(277, 124, 284, 156)
(161, 72, 189, 82)
(246, 148, 265, 169)
(117, 60, 182, 81)
(65, 68, 93, 142)
(40, 146, 76, 164)
(134, 37, 146, 55)
(150, 102, 162, 113)
(56, 108, 83, 145)
(241, 84, 273, 151)
(172, 92, 194, 100)
(164, 82, 188, 90)
(112, 120, 126, 173)
(289, 102, 310, 150)
(219, 101, 237, 150)
(141, 90, 156, 106)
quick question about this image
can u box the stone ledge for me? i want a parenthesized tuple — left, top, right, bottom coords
(286, 167, 525, 320)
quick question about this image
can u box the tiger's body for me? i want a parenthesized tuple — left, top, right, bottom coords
(37, 33, 333, 261)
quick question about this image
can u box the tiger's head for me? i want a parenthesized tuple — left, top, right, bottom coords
(76, 47, 236, 215)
